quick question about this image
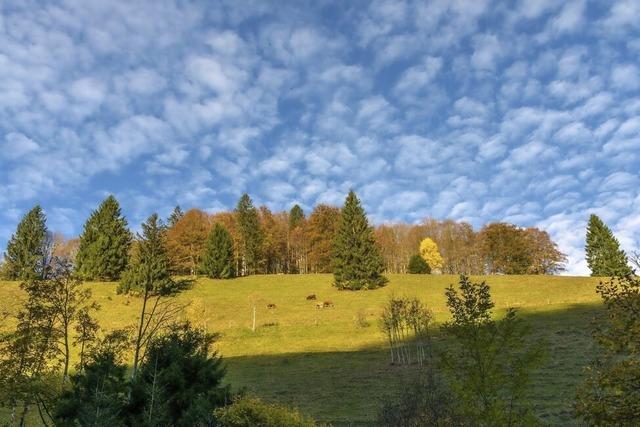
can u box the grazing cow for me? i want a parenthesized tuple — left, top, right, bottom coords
(323, 301, 334, 308)
(315, 302, 323, 309)
(306, 294, 317, 300)
(266, 303, 277, 309)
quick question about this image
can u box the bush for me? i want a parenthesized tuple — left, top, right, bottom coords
(408, 254, 430, 274)
(214, 396, 319, 427)
(378, 369, 465, 427)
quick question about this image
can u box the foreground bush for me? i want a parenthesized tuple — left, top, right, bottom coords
(378, 369, 465, 427)
(214, 396, 319, 427)
(575, 275, 640, 424)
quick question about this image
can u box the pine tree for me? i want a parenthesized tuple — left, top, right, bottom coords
(167, 205, 184, 227)
(585, 214, 633, 277)
(332, 190, 387, 290)
(200, 223, 235, 279)
(76, 195, 132, 281)
(235, 194, 263, 275)
(3, 205, 50, 280)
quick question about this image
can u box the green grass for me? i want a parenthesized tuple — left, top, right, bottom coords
(0, 274, 603, 425)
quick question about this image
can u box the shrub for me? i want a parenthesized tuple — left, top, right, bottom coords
(380, 297, 433, 365)
(408, 254, 430, 274)
(441, 275, 544, 425)
(378, 369, 465, 427)
(214, 396, 319, 427)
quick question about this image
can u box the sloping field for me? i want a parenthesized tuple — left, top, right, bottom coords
(0, 274, 603, 425)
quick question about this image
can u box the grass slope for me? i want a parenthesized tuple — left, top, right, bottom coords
(0, 274, 603, 425)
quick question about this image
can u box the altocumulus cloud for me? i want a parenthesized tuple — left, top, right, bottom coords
(1, 0, 639, 275)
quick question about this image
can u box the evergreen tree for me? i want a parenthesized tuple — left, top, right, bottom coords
(167, 205, 184, 228)
(408, 254, 431, 274)
(128, 322, 230, 426)
(585, 214, 633, 277)
(235, 194, 263, 275)
(3, 205, 49, 280)
(118, 214, 190, 381)
(54, 331, 130, 426)
(288, 204, 305, 230)
(200, 224, 235, 279)
(76, 196, 132, 281)
(332, 190, 387, 290)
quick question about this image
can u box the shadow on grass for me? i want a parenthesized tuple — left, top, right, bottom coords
(222, 302, 603, 427)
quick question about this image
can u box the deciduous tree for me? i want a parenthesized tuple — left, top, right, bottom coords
(166, 209, 210, 275)
(307, 204, 340, 273)
(419, 238, 443, 272)
(442, 275, 544, 424)
(477, 223, 531, 274)
(523, 227, 567, 274)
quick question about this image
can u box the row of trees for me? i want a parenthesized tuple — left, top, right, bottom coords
(2, 192, 570, 283)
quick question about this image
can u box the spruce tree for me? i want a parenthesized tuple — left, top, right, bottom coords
(76, 195, 132, 281)
(118, 213, 190, 381)
(408, 254, 431, 274)
(332, 190, 387, 290)
(3, 205, 49, 280)
(288, 204, 305, 230)
(585, 214, 633, 277)
(200, 223, 235, 279)
(167, 205, 184, 227)
(235, 194, 263, 275)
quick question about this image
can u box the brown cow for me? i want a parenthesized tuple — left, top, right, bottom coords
(266, 303, 277, 309)
(315, 302, 323, 309)
(323, 301, 334, 308)
(306, 294, 317, 300)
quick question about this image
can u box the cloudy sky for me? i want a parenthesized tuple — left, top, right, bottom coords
(1, 0, 639, 275)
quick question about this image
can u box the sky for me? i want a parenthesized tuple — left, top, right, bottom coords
(1, 0, 639, 275)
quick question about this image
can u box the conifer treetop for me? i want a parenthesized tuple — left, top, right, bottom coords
(585, 214, 633, 277)
(332, 190, 387, 290)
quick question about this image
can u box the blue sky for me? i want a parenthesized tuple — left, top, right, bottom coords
(1, 0, 639, 275)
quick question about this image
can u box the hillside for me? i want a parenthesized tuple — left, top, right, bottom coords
(0, 274, 603, 425)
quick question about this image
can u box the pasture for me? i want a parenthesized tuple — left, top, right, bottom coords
(0, 274, 603, 425)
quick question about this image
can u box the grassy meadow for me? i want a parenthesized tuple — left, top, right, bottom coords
(0, 274, 604, 426)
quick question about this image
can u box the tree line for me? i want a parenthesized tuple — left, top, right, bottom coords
(1, 191, 571, 284)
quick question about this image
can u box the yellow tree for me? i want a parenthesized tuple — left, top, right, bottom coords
(419, 238, 443, 272)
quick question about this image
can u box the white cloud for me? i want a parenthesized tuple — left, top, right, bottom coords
(471, 34, 501, 71)
(120, 68, 167, 95)
(394, 56, 442, 93)
(3, 132, 40, 160)
(611, 64, 640, 91)
(69, 77, 107, 104)
(550, 0, 585, 33)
